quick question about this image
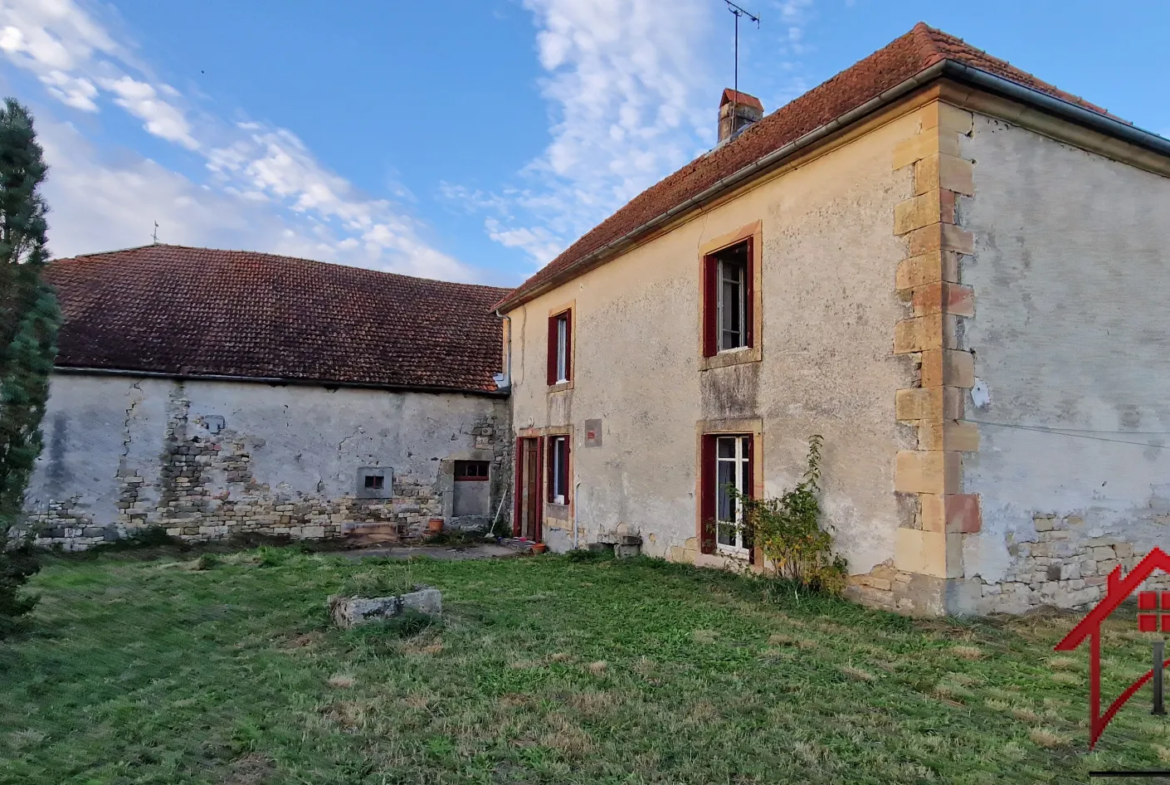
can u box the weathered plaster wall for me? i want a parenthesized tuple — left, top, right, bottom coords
(507, 107, 920, 570)
(961, 114, 1170, 611)
(24, 374, 510, 548)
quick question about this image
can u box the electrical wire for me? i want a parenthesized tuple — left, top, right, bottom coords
(961, 419, 1170, 449)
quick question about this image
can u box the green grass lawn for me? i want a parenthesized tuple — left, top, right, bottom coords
(1, 547, 1168, 784)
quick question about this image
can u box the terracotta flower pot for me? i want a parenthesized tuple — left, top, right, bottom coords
(427, 518, 444, 535)
(531, 542, 548, 554)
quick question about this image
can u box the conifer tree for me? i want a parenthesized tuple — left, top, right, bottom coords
(0, 99, 58, 631)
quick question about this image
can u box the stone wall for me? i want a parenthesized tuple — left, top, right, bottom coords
(23, 373, 511, 550)
(954, 98, 1170, 613)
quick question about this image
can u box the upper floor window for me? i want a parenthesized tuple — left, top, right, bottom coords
(702, 239, 754, 357)
(547, 309, 572, 386)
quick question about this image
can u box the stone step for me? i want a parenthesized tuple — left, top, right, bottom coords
(348, 534, 400, 547)
(342, 522, 401, 535)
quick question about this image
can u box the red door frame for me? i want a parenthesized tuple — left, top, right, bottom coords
(513, 436, 544, 542)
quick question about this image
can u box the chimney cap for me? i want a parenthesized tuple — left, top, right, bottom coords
(720, 88, 764, 113)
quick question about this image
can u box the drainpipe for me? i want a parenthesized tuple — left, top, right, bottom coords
(493, 310, 512, 391)
(573, 478, 581, 550)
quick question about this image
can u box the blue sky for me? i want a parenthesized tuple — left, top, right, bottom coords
(1, 0, 1166, 286)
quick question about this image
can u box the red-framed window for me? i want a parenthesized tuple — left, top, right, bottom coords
(454, 460, 490, 481)
(699, 433, 754, 559)
(547, 310, 572, 385)
(702, 239, 754, 358)
(547, 434, 571, 505)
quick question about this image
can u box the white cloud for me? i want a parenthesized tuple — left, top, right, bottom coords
(445, 0, 718, 267)
(450, 0, 820, 268)
(100, 75, 198, 149)
(39, 68, 97, 110)
(484, 217, 563, 265)
(0, 0, 480, 282)
(38, 117, 480, 282)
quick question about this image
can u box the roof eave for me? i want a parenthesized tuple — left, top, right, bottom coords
(496, 59, 1170, 314)
(52, 364, 509, 399)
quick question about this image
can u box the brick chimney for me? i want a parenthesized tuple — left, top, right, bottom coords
(718, 88, 764, 145)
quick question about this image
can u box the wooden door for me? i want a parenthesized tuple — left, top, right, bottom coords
(515, 438, 543, 541)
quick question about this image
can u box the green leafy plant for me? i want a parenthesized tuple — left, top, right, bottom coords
(733, 435, 848, 596)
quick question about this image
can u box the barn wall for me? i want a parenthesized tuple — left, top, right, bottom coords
(23, 373, 510, 549)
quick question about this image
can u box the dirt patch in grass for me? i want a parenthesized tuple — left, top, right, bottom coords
(220, 753, 276, 785)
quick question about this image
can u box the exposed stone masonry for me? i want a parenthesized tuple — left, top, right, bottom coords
(26, 385, 509, 551)
(979, 514, 1170, 614)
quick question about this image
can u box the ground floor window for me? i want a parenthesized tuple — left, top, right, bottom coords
(548, 435, 570, 505)
(714, 435, 751, 554)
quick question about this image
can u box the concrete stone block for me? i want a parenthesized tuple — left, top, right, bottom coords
(920, 493, 981, 534)
(894, 189, 956, 235)
(894, 528, 960, 578)
(895, 451, 962, 495)
(894, 313, 958, 354)
(906, 223, 974, 257)
(896, 251, 961, 291)
(892, 131, 961, 170)
(917, 419, 978, 452)
(920, 103, 974, 136)
(328, 586, 442, 629)
(920, 349, 975, 389)
(911, 282, 975, 318)
(915, 152, 975, 196)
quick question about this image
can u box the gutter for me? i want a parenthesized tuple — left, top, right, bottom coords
(51, 365, 509, 399)
(497, 59, 1170, 313)
(938, 60, 1170, 158)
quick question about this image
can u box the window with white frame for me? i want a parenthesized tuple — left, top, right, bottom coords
(548, 435, 570, 505)
(715, 435, 750, 553)
(718, 250, 747, 351)
(555, 314, 569, 382)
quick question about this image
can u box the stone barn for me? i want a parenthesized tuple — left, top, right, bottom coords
(25, 245, 511, 549)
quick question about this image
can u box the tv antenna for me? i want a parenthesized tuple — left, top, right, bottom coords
(724, 1, 760, 102)
(152, 221, 159, 244)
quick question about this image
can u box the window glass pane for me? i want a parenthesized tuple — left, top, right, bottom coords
(717, 437, 736, 459)
(556, 317, 567, 381)
(553, 439, 562, 496)
(738, 439, 749, 497)
(717, 522, 735, 546)
(716, 460, 734, 521)
(718, 259, 744, 351)
(558, 438, 568, 497)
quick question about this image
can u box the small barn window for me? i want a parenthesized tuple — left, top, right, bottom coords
(455, 461, 490, 481)
(356, 467, 392, 499)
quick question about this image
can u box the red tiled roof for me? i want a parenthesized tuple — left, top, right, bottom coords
(495, 23, 1121, 311)
(46, 245, 508, 394)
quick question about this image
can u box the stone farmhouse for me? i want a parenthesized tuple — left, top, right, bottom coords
(26, 245, 511, 549)
(495, 23, 1170, 615)
(24, 23, 1170, 616)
